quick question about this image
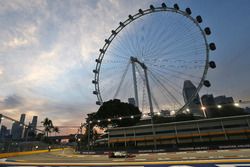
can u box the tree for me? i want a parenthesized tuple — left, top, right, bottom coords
(93, 99, 142, 128)
(36, 132, 45, 141)
(174, 113, 195, 121)
(41, 118, 54, 137)
(53, 126, 60, 136)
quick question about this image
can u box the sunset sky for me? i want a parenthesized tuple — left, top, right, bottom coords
(0, 0, 250, 133)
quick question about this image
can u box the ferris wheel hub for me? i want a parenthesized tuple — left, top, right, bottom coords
(130, 56, 147, 70)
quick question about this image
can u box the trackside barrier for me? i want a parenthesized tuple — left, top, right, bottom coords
(0, 148, 63, 158)
(78, 143, 250, 155)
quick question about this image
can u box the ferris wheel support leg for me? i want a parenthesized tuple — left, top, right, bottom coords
(131, 61, 139, 108)
(144, 68, 157, 150)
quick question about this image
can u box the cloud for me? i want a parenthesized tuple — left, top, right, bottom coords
(0, 0, 159, 132)
(0, 94, 23, 108)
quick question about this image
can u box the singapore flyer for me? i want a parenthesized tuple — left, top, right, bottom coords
(93, 3, 216, 118)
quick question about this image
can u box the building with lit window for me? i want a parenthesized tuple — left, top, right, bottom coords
(97, 115, 250, 150)
(182, 80, 203, 117)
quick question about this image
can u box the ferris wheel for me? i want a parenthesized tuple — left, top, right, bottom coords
(92, 3, 216, 117)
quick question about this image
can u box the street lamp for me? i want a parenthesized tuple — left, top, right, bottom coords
(234, 103, 239, 107)
(217, 105, 222, 109)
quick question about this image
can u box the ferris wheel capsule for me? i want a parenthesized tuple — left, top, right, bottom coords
(185, 8, 192, 15)
(139, 9, 144, 14)
(161, 3, 167, 8)
(204, 80, 211, 87)
(173, 4, 179, 10)
(204, 27, 211, 35)
(209, 43, 216, 50)
(150, 5, 155, 11)
(209, 61, 216, 69)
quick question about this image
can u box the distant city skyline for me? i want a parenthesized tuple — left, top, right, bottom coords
(0, 0, 250, 131)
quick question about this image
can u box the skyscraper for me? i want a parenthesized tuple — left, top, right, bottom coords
(0, 125, 10, 139)
(182, 80, 203, 117)
(11, 114, 26, 140)
(201, 94, 216, 118)
(20, 114, 25, 124)
(128, 98, 136, 106)
(31, 116, 38, 135)
(214, 95, 234, 105)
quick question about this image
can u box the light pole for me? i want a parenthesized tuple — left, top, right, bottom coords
(87, 121, 91, 153)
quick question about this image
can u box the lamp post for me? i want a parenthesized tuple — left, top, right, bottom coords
(87, 120, 91, 153)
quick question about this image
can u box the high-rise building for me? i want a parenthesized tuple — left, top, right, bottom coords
(24, 116, 38, 140)
(201, 94, 217, 118)
(160, 110, 171, 117)
(11, 114, 26, 140)
(214, 95, 234, 105)
(20, 114, 25, 123)
(11, 122, 19, 140)
(31, 116, 38, 135)
(182, 80, 203, 117)
(0, 125, 10, 139)
(245, 107, 250, 114)
(128, 98, 136, 106)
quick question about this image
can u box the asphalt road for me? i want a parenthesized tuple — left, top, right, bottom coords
(1, 148, 250, 166)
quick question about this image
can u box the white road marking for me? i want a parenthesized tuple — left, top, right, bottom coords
(176, 152, 187, 154)
(218, 156, 224, 158)
(138, 154, 149, 156)
(157, 153, 167, 155)
(112, 159, 126, 161)
(0, 158, 7, 162)
(158, 157, 170, 160)
(135, 158, 146, 161)
(196, 151, 207, 153)
(93, 155, 100, 157)
(208, 156, 214, 159)
(217, 150, 229, 152)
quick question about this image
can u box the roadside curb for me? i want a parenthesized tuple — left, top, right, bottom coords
(0, 148, 63, 158)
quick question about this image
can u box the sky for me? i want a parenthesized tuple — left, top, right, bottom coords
(0, 0, 250, 133)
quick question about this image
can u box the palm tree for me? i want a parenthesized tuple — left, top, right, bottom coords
(41, 118, 54, 137)
(53, 126, 60, 136)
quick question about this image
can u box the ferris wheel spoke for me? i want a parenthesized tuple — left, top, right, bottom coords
(149, 69, 184, 104)
(113, 32, 137, 58)
(148, 70, 182, 107)
(140, 18, 160, 59)
(113, 61, 131, 99)
(149, 70, 185, 107)
(146, 26, 202, 59)
(149, 65, 200, 86)
(143, 25, 171, 59)
(149, 72, 180, 108)
(146, 61, 202, 79)
(135, 64, 159, 112)
(143, 42, 203, 62)
(123, 26, 141, 57)
(108, 47, 130, 60)
(149, 68, 183, 96)
(164, 40, 204, 58)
